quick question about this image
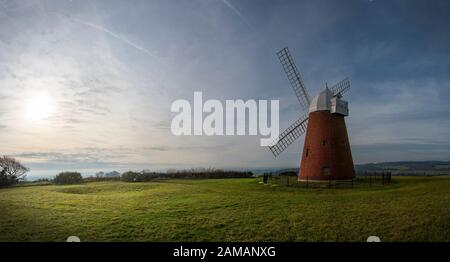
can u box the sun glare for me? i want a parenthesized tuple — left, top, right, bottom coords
(26, 92, 55, 121)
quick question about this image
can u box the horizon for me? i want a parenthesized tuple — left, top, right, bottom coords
(1, 0, 450, 178)
(23, 160, 450, 180)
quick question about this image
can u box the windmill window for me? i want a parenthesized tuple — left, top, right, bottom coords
(306, 148, 310, 157)
(322, 167, 330, 176)
(322, 139, 327, 146)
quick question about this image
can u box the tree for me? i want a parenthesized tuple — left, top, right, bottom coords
(54, 172, 83, 185)
(95, 171, 105, 178)
(121, 171, 140, 182)
(0, 156, 29, 186)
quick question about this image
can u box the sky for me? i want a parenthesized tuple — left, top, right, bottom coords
(0, 0, 449, 178)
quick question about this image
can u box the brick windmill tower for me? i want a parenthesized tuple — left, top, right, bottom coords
(269, 47, 355, 181)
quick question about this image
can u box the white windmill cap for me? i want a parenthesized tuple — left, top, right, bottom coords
(309, 87, 333, 113)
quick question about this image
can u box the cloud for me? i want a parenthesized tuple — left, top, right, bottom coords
(143, 146, 169, 152)
(11, 150, 121, 164)
(56, 13, 161, 62)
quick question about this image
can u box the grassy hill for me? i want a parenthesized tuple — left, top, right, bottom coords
(0, 176, 449, 241)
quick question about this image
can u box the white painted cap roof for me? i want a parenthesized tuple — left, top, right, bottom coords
(309, 88, 333, 113)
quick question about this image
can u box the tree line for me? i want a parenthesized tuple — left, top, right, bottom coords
(121, 168, 253, 182)
(52, 169, 253, 184)
(0, 157, 253, 186)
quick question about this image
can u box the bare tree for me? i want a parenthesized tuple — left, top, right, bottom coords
(95, 171, 105, 178)
(0, 156, 29, 185)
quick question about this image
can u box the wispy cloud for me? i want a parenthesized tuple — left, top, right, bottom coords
(221, 0, 254, 30)
(11, 147, 137, 165)
(56, 13, 161, 62)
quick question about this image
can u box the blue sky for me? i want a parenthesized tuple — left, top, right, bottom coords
(0, 0, 449, 177)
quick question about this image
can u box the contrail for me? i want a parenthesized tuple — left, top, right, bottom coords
(221, 0, 255, 31)
(221, 0, 279, 52)
(58, 13, 160, 62)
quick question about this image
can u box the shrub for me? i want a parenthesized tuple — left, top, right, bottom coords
(83, 176, 121, 183)
(121, 171, 140, 182)
(121, 171, 159, 182)
(53, 172, 83, 185)
(35, 178, 51, 182)
(165, 168, 253, 179)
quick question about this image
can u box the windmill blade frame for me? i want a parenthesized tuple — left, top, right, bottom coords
(330, 77, 350, 97)
(277, 47, 311, 111)
(268, 114, 309, 157)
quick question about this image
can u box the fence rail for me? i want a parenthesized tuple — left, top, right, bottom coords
(264, 171, 392, 189)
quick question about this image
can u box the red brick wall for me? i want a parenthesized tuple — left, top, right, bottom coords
(298, 111, 355, 181)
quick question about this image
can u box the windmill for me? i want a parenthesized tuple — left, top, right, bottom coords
(269, 47, 355, 181)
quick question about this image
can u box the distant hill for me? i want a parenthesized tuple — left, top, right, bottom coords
(355, 161, 450, 173)
(104, 171, 120, 178)
(257, 161, 450, 176)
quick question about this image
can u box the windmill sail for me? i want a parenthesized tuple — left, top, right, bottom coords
(330, 77, 350, 97)
(269, 114, 309, 157)
(277, 47, 311, 111)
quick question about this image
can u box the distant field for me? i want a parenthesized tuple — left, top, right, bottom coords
(0, 177, 449, 241)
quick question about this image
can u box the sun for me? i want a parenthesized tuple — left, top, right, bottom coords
(25, 92, 55, 121)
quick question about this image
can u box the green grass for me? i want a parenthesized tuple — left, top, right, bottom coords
(0, 177, 449, 242)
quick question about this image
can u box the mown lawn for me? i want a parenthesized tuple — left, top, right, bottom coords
(0, 177, 449, 242)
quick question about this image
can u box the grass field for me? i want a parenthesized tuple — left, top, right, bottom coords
(0, 176, 449, 242)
